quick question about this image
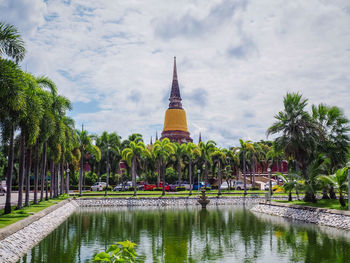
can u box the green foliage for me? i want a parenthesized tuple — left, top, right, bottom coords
(176, 186, 186, 191)
(93, 240, 137, 263)
(165, 167, 177, 184)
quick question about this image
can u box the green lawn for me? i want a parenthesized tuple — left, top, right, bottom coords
(72, 190, 292, 197)
(0, 196, 68, 229)
(276, 199, 349, 211)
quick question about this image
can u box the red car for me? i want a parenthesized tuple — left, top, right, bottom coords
(144, 183, 170, 191)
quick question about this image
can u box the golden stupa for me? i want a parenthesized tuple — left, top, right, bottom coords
(160, 57, 192, 143)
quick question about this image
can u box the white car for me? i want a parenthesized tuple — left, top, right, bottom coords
(219, 181, 229, 190)
(114, 181, 132, 191)
(90, 182, 107, 191)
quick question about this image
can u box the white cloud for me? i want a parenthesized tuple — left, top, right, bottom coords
(1, 0, 350, 147)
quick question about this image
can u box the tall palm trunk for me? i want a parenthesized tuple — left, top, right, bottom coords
(252, 159, 256, 187)
(162, 163, 166, 196)
(105, 149, 110, 196)
(4, 124, 15, 214)
(132, 156, 137, 196)
(33, 145, 39, 204)
(25, 147, 32, 207)
(60, 163, 64, 195)
(177, 161, 182, 183)
(189, 160, 192, 195)
(218, 162, 222, 195)
(17, 132, 26, 209)
(54, 164, 59, 197)
(79, 148, 84, 196)
(243, 157, 247, 196)
(65, 163, 70, 194)
(41, 142, 47, 202)
(205, 161, 209, 187)
(50, 160, 54, 198)
(156, 163, 160, 188)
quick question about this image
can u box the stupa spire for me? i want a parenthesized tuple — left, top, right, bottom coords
(198, 132, 202, 144)
(169, 56, 183, 109)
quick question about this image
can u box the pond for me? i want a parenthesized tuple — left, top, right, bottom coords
(20, 206, 350, 262)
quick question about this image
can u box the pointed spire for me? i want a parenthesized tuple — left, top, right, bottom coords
(156, 131, 158, 141)
(169, 56, 183, 109)
(198, 132, 202, 144)
(150, 136, 153, 145)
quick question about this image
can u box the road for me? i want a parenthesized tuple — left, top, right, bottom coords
(0, 192, 36, 209)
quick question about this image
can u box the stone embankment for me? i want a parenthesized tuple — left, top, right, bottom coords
(77, 196, 287, 207)
(0, 199, 79, 263)
(251, 202, 350, 230)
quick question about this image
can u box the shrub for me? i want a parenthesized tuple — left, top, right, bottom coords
(128, 187, 134, 191)
(204, 187, 211, 191)
(251, 187, 260, 191)
(154, 187, 162, 191)
(103, 186, 113, 191)
(176, 186, 186, 192)
(211, 185, 218, 190)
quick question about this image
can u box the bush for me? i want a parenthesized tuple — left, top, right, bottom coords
(251, 187, 260, 191)
(103, 186, 113, 191)
(154, 187, 162, 191)
(176, 186, 186, 192)
(204, 187, 211, 191)
(211, 185, 218, 190)
(128, 187, 134, 191)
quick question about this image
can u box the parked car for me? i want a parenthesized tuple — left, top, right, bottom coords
(114, 181, 132, 191)
(91, 182, 107, 191)
(193, 182, 205, 190)
(234, 180, 252, 190)
(265, 181, 277, 191)
(144, 182, 170, 191)
(0, 180, 6, 195)
(219, 181, 228, 190)
(169, 181, 191, 191)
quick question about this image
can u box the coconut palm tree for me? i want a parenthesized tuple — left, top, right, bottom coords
(98, 132, 119, 196)
(122, 138, 146, 196)
(76, 129, 101, 196)
(212, 148, 226, 195)
(153, 138, 175, 196)
(267, 93, 321, 202)
(238, 139, 254, 195)
(199, 140, 216, 186)
(319, 167, 348, 207)
(277, 172, 302, 201)
(173, 143, 186, 183)
(0, 22, 26, 63)
(184, 142, 201, 195)
(0, 59, 26, 214)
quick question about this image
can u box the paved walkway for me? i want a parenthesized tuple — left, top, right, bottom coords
(0, 192, 36, 209)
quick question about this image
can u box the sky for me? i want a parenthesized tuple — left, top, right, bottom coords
(1, 0, 350, 147)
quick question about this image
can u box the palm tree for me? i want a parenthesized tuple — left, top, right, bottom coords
(184, 142, 201, 195)
(312, 104, 350, 172)
(0, 59, 26, 214)
(277, 172, 302, 201)
(76, 129, 101, 196)
(0, 22, 26, 63)
(98, 132, 119, 196)
(238, 139, 253, 195)
(267, 93, 321, 202)
(212, 148, 226, 195)
(16, 73, 43, 209)
(122, 138, 146, 196)
(199, 140, 216, 186)
(153, 138, 175, 196)
(319, 167, 348, 207)
(173, 143, 186, 183)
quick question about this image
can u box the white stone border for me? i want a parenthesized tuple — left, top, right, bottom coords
(251, 202, 350, 230)
(0, 199, 79, 263)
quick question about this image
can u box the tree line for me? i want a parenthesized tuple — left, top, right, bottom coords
(1, 22, 350, 217)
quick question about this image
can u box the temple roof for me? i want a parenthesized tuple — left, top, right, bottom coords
(169, 57, 183, 109)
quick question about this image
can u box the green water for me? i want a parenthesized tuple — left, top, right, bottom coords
(20, 206, 350, 263)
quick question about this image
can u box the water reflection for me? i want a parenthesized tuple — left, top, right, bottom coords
(20, 206, 350, 263)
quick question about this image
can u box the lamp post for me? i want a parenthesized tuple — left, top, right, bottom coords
(66, 168, 70, 194)
(347, 162, 350, 211)
(267, 167, 272, 200)
(197, 169, 201, 193)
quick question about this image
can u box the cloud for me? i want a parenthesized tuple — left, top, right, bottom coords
(1, 0, 350, 147)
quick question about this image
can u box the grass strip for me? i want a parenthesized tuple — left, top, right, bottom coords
(0, 196, 68, 229)
(276, 199, 349, 211)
